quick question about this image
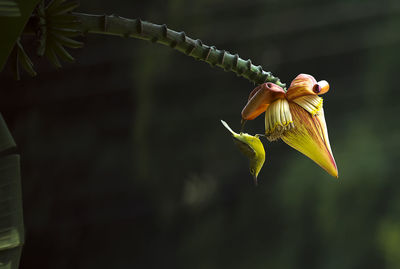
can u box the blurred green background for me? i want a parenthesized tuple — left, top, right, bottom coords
(1, 0, 400, 268)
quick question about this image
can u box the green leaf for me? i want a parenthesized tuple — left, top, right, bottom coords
(49, 27, 81, 37)
(9, 47, 20, 81)
(44, 46, 62, 68)
(51, 40, 75, 63)
(45, 0, 65, 14)
(47, 13, 78, 23)
(0, 0, 42, 71)
(16, 40, 37, 77)
(36, 33, 47, 57)
(0, 114, 24, 269)
(47, 19, 81, 29)
(0, 116, 15, 153)
(51, 32, 84, 48)
(48, 1, 78, 16)
(0, 0, 20, 17)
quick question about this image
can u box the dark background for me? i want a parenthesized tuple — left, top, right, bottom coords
(1, 0, 400, 268)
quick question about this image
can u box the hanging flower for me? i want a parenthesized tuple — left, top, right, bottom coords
(241, 74, 338, 178)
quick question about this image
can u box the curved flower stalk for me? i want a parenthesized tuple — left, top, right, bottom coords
(241, 74, 338, 178)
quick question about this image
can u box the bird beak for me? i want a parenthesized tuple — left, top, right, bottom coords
(240, 119, 247, 132)
(253, 175, 258, 186)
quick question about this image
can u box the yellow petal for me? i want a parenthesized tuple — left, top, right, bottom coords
(292, 95, 323, 116)
(281, 103, 338, 178)
(264, 98, 294, 141)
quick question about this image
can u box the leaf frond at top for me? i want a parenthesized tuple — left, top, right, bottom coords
(0, 0, 20, 17)
(34, 0, 82, 69)
(48, 1, 79, 16)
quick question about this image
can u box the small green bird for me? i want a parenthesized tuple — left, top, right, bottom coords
(221, 120, 266, 185)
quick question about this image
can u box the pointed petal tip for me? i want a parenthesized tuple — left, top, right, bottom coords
(281, 103, 339, 180)
(319, 151, 338, 179)
(331, 163, 339, 179)
(326, 151, 338, 178)
(311, 145, 338, 179)
(327, 164, 339, 179)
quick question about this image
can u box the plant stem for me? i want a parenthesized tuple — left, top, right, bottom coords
(73, 13, 286, 89)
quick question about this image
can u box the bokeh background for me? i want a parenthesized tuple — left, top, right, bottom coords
(1, 0, 400, 268)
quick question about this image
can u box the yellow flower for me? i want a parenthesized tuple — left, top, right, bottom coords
(241, 74, 338, 178)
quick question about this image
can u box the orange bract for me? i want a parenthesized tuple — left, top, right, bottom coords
(241, 82, 285, 120)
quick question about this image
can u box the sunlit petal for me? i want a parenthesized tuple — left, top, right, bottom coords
(292, 95, 323, 116)
(286, 74, 317, 101)
(316, 80, 330, 95)
(281, 103, 338, 178)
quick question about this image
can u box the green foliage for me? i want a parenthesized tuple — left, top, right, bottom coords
(0, 114, 23, 269)
(2, 0, 82, 78)
(0, 0, 41, 71)
(36, 0, 82, 68)
(10, 38, 37, 80)
(0, 0, 20, 17)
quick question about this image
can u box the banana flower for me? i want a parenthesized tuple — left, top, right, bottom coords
(241, 74, 338, 178)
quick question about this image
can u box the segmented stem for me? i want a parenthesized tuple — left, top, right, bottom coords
(73, 13, 286, 89)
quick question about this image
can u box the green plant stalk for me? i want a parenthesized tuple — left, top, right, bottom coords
(73, 13, 286, 89)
